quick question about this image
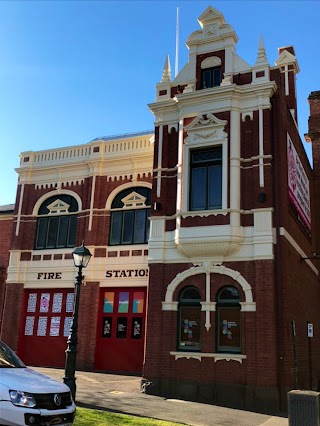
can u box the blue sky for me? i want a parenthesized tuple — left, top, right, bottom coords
(0, 1, 319, 205)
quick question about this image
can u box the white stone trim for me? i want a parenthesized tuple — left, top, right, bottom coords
(32, 189, 83, 216)
(16, 183, 25, 236)
(201, 56, 222, 69)
(162, 301, 178, 311)
(258, 100, 264, 188)
(163, 264, 255, 311)
(241, 111, 253, 121)
(89, 175, 96, 231)
(230, 110, 241, 227)
(157, 125, 163, 198)
(105, 182, 152, 210)
(176, 119, 184, 230)
(182, 113, 228, 212)
(239, 302, 256, 312)
(170, 351, 246, 363)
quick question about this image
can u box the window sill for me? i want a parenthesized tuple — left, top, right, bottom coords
(170, 351, 246, 363)
(180, 209, 228, 218)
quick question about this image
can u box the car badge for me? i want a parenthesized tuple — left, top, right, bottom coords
(53, 394, 61, 406)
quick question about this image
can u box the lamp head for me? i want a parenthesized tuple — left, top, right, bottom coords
(72, 242, 92, 268)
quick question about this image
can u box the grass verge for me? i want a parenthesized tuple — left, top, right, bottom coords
(74, 406, 187, 426)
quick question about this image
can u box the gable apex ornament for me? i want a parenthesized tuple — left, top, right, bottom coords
(275, 49, 300, 73)
(197, 5, 226, 28)
(47, 198, 70, 214)
(121, 191, 146, 208)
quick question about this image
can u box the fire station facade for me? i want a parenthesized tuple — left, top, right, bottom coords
(1, 6, 320, 412)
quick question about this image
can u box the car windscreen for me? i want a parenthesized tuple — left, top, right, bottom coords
(0, 341, 26, 368)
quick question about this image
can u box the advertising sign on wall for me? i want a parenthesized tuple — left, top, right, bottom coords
(287, 134, 311, 232)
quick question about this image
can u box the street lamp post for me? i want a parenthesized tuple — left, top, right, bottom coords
(63, 242, 92, 401)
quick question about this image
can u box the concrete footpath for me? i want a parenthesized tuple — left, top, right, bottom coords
(34, 367, 288, 426)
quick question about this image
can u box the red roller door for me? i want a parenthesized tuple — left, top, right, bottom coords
(18, 289, 74, 367)
(95, 287, 146, 373)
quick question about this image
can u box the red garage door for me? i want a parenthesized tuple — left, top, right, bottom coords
(95, 288, 146, 373)
(18, 289, 74, 367)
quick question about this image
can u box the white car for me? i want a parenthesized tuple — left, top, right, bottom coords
(0, 340, 76, 426)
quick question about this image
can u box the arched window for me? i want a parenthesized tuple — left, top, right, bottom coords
(178, 287, 201, 351)
(109, 187, 151, 246)
(216, 286, 241, 353)
(201, 57, 222, 89)
(34, 195, 78, 250)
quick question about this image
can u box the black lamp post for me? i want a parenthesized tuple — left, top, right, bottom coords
(63, 242, 92, 401)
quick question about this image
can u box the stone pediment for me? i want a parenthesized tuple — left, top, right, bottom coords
(184, 113, 228, 145)
(47, 199, 70, 214)
(275, 50, 300, 73)
(121, 191, 146, 208)
(198, 6, 226, 27)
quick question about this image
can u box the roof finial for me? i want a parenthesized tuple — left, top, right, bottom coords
(161, 54, 171, 82)
(255, 34, 268, 65)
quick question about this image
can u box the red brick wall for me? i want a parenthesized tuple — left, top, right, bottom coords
(1, 283, 24, 350)
(196, 50, 225, 91)
(77, 282, 100, 370)
(308, 91, 320, 252)
(144, 260, 278, 387)
(0, 213, 14, 334)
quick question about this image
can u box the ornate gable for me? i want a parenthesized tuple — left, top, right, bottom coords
(121, 191, 147, 208)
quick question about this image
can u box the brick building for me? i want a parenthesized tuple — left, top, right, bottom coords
(0, 5, 319, 413)
(0, 204, 14, 334)
(2, 131, 153, 372)
(142, 6, 320, 412)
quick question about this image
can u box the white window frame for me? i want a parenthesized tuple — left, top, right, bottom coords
(181, 114, 228, 214)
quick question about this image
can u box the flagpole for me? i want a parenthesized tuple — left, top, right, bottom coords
(175, 6, 179, 78)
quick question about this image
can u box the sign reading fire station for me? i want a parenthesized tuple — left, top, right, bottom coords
(37, 272, 62, 280)
(106, 269, 149, 278)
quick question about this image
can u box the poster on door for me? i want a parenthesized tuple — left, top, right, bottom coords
(52, 293, 63, 313)
(102, 317, 112, 338)
(116, 318, 127, 338)
(131, 318, 142, 339)
(37, 317, 48, 336)
(27, 294, 37, 312)
(66, 293, 74, 313)
(63, 317, 73, 337)
(24, 316, 35, 336)
(40, 293, 50, 313)
(103, 292, 114, 313)
(50, 317, 61, 336)
(133, 292, 144, 313)
(219, 308, 241, 349)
